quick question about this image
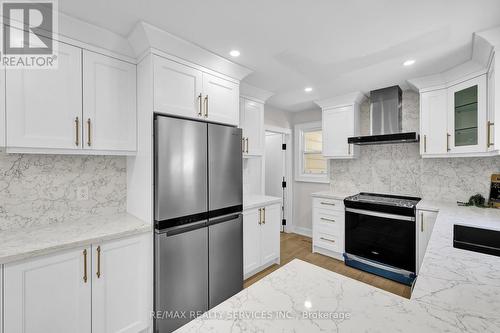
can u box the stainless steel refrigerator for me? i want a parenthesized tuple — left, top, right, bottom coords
(154, 115, 243, 333)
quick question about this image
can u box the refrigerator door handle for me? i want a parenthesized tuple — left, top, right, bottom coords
(164, 220, 207, 236)
(208, 213, 241, 226)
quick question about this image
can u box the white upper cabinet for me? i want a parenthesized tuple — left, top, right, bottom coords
(240, 97, 264, 156)
(153, 56, 203, 118)
(202, 72, 239, 125)
(420, 89, 448, 155)
(92, 234, 151, 333)
(6, 41, 83, 150)
(447, 75, 487, 154)
(83, 50, 137, 152)
(4, 246, 92, 333)
(316, 92, 364, 159)
(488, 55, 497, 151)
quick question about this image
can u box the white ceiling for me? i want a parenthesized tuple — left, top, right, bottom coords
(59, 0, 500, 111)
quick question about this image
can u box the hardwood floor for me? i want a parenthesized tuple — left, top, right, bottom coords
(244, 232, 412, 299)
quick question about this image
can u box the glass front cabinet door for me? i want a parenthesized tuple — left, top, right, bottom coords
(447, 75, 487, 154)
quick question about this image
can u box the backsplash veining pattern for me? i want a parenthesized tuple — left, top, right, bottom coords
(0, 154, 126, 231)
(330, 90, 500, 202)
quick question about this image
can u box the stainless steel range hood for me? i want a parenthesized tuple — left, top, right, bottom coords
(348, 86, 419, 145)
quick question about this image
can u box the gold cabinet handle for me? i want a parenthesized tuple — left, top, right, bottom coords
(487, 121, 494, 148)
(320, 202, 335, 206)
(245, 138, 249, 153)
(204, 95, 209, 118)
(242, 137, 246, 153)
(348, 143, 351, 155)
(320, 217, 335, 223)
(262, 207, 266, 224)
(423, 135, 427, 153)
(197, 93, 203, 116)
(75, 117, 80, 146)
(320, 237, 335, 243)
(87, 118, 92, 147)
(96, 246, 101, 278)
(446, 133, 451, 152)
(258, 208, 262, 225)
(83, 249, 88, 283)
(420, 212, 424, 232)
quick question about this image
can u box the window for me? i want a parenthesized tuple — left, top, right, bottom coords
(294, 122, 328, 183)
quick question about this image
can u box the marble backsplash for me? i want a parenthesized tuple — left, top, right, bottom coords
(330, 90, 500, 202)
(0, 153, 126, 231)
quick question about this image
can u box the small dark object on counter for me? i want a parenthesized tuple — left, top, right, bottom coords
(457, 194, 490, 208)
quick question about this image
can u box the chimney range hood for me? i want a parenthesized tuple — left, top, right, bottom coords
(348, 86, 419, 145)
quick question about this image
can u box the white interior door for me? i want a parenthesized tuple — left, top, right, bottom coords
(83, 50, 137, 152)
(6, 41, 82, 149)
(420, 89, 448, 155)
(260, 204, 280, 264)
(4, 247, 91, 333)
(203, 73, 239, 125)
(92, 234, 151, 333)
(153, 56, 203, 118)
(243, 208, 261, 275)
(322, 106, 352, 157)
(265, 132, 285, 197)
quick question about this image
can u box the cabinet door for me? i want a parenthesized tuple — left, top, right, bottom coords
(260, 204, 281, 264)
(488, 58, 496, 151)
(240, 98, 264, 156)
(417, 210, 438, 273)
(323, 106, 353, 158)
(0, 69, 5, 148)
(243, 208, 261, 275)
(83, 50, 137, 152)
(153, 56, 203, 118)
(420, 89, 448, 155)
(203, 73, 239, 126)
(6, 42, 82, 149)
(92, 234, 151, 333)
(4, 247, 91, 333)
(447, 75, 487, 154)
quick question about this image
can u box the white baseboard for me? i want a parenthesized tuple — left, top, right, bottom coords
(292, 226, 312, 237)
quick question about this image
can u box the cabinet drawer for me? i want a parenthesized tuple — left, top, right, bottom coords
(314, 231, 341, 253)
(313, 198, 344, 212)
(314, 212, 343, 234)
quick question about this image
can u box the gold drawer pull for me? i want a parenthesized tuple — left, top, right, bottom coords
(96, 246, 101, 278)
(320, 237, 336, 243)
(446, 133, 451, 152)
(75, 117, 80, 146)
(198, 93, 203, 116)
(320, 202, 335, 206)
(83, 249, 88, 283)
(262, 207, 266, 224)
(423, 135, 427, 153)
(87, 118, 92, 147)
(487, 121, 494, 148)
(320, 217, 335, 223)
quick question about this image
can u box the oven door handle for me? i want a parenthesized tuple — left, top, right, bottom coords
(345, 208, 415, 222)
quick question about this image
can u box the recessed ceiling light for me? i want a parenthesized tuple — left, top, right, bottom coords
(403, 59, 416, 66)
(304, 87, 313, 92)
(304, 300, 312, 309)
(229, 50, 240, 57)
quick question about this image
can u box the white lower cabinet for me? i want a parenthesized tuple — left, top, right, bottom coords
(312, 197, 345, 261)
(243, 203, 280, 279)
(416, 209, 438, 273)
(3, 233, 151, 333)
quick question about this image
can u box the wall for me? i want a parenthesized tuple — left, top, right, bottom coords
(330, 90, 500, 202)
(264, 105, 292, 128)
(0, 154, 126, 231)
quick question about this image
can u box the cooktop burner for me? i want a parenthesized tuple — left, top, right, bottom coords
(345, 192, 421, 209)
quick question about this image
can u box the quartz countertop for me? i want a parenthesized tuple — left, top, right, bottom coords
(177, 202, 500, 332)
(244, 194, 281, 210)
(0, 213, 151, 264)
(311, 191, 355, 200)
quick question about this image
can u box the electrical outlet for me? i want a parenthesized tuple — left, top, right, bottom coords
(77, 186, 89, 201)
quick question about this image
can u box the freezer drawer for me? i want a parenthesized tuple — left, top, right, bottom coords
(208, 124, 243, 212)
(155, 115, 208, 223)
(208, 214, 243, 308)
(155, 222, 208, 332)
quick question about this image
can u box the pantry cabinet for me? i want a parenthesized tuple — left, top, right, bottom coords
(416, 209, 438, 273)
(83, 50, 137, 152)
(5, 40, 137, 155)
(153, 55, 239, 126)
(6, 42, 83, 150)
(3, 233, 151, 333)
(240, 97, 265, 156)
(4, 246, 92, 333)
(243, 203, 280, 278)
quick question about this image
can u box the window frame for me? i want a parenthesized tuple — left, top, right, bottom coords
(294, 121, 329, 183)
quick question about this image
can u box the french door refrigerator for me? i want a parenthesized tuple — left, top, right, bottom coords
(154, 114, 243, 333)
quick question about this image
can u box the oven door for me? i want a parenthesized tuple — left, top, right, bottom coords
(345, 208, 416, 273)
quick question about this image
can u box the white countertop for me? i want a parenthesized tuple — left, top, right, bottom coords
(311, 191, 355, 200)
(177, 202, 500, 332)
(244, 194, 281, 210)
(0, 213, 151, 264)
